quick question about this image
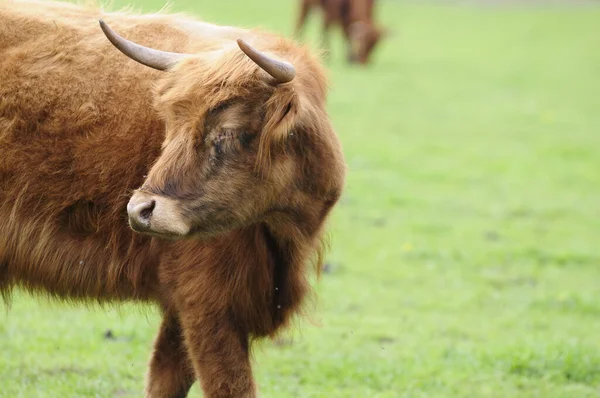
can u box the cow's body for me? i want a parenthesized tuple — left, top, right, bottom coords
(295, 0, 385, 64)
(0, 2, 250, 301)
(0, 1, 345, 397)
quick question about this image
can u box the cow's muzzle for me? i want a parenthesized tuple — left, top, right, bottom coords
(127, 191, 192, 238)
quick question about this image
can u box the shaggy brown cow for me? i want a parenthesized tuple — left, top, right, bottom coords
(295, 0, 387, 64)
(0, 1, 346, 397)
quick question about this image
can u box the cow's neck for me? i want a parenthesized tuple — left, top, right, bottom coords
(258, 214, 324, 333)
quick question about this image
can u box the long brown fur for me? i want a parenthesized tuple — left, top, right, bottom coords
(0, 1, 346, 397)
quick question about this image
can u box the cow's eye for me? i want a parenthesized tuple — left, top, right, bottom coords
(213, 139, 223, 156)
(209, 129, 239, 160)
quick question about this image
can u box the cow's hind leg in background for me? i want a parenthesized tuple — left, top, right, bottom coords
(146, 312, 196, 398)
(339, 0, 357, 63)
(321, 13, 334, 60)
(295, 0, 313, 38)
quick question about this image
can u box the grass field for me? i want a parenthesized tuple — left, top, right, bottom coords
(2, 0, 600, 397)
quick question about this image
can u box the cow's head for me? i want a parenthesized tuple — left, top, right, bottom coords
(100, 21, 345, 240)
(349, 21, 387, 65)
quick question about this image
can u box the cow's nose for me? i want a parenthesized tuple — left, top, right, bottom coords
(127, 199, 155, 231)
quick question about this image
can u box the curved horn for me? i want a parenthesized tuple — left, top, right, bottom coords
(99, 19, 188, 71)
(236, 39, 296, 84)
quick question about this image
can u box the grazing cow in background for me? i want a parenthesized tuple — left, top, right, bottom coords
(0, 1, 346, 397)
(295, 0, 387, 64)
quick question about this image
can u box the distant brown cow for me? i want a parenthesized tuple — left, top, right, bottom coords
(295, 0, 387, 64)
(0, 1, 346, 397)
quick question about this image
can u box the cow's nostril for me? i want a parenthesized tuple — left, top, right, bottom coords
(138, 200, 155, 222)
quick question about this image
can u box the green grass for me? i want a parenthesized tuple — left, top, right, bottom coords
(2, 0, 600, 396)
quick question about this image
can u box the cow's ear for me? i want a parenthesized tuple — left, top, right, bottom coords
(281, 102, 293, 123)
(264, 93, 298, 139)
(254, 92, 298, 170)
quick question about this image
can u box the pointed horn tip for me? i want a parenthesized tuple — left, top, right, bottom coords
(236, 38, 252, 54)
(98, 19, 114, 38)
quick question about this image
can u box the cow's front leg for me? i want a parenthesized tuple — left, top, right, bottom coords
(179, 310, 256, 398)
(145, 312, 196, 398)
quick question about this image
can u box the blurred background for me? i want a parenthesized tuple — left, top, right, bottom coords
(1, 0, 600, 397)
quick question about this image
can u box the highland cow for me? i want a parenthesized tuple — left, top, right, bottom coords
(0, 1, 346, 397)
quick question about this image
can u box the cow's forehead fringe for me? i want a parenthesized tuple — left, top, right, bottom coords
(152, 35, 330, 168)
